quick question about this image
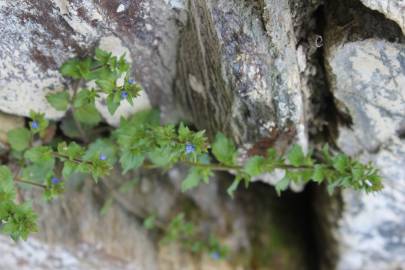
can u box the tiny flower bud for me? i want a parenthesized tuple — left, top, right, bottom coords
(185, 143, 195, 154)
(121, 91, 128, 100)
(31, 121, 39, 129)
(51, 177, 60, 185)
(99, 153, 107, 161)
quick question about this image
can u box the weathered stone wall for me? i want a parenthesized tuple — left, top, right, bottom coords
(1, 0, 405, 269)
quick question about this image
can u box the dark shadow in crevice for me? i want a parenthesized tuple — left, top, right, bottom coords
(224, 178, 320, 270)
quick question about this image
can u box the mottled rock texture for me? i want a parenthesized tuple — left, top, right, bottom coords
(0, 0, 184, 125)
(326, 39, 405, 270)
(2, 0, 405, 269)
(175, 0, 311, 148)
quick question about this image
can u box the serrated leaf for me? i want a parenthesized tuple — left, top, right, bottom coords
(227, 179, 240, 198)
(275, 176, 290, 196)
(313, 165, 326, 183)
(73, 105, 101, 126)
(120, 151, 144, 173)
(181, 168, 201, 192)
(60, 59, 81, 79)
(7, 128, 31, 152)
(62, 161, 78, 179)
(148, 148, 175, 167)
(0, 166, 15, 200)
(212, 133, 237, 166)
(95, 48, 112, 64)
(287, 144, 305, 167)
(24, 146, 53, 163)
(46, 92, 70, 111)
(106, 93, 121, 115)
(144, 215, 156, 230)
(244, 156, 265, 177)
(333, 154, 349, 173)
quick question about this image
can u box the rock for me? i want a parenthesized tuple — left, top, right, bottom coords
(7, 168, 313, 270)
(326, 39, 405, 269)
(360, 0, 405, 34)
(0, 0, 184, 125)
(175, 0, 309, 149)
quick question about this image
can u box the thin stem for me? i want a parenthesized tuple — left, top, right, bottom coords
(70, 79, 89, 143)
(52, 152, 93, 165)
(14, 178, 46, 189)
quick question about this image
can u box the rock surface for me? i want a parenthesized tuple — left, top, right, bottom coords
(0, 0, 184, 124)
(360, 0, 405, 34)
(2, 0, 405, 269)
(326, 39, 405, 269)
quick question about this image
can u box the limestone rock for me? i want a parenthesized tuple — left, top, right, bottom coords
(326, 39, 405, 269)
(175, 0, 308, 148)
(0, 0, 184, 125)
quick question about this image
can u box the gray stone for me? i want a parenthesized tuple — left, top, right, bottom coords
(360, 0, 405, 34)
(175, 0, 309, 149)
(326, 39, 405, 269)
(0, 0, 184, 125)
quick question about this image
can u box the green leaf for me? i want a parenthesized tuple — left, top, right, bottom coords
(96, 79, 115, 93)
(333, 154, 349, 173)
(60, 59, 81, 79)
(212, 133, 237, 166)
(244, 156, 265, 177)
(24, 146, 53, 163)
(7, 128, 31, 152)
(143, 215, 156, 230)
(83, 139, 117, 165)
(287, 144, 305, 167)
(227, 178, 240, 197)
(62, 161, 78, 179)
(57, 142, 85, 160)
(22, 163, 54, 182)
(46, 91, 70, 111)
(313, 165, 326, 183)
(122, 109, 160, 127)
(148, 147, 175, 167)
(95, 48, 112, 64)
(120, 151, 144, 173)
(0, 166, 15, 200)
(73, 105, 102, 126)
(275, 176, 290, 196)
(181, 168, 201, 192)
(106, 92, 121, 115)
(73, 89, 97, 108)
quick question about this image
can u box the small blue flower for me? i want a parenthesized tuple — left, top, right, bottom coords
(121, 91, 128, 100)
(210, 251, 221, 260)
(128, 79, 136, 84)
(185, 143, 195, 154)
(99, 153, 107, 161)
(51, 177, 60, 185)
(31, 121, 39, 129)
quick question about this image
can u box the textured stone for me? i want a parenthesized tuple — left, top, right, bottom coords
(326, 39, 405, 269)
(1, 167, 313, 270)
(175, 0, 308, 149)
(360, 0, 405, 34)
(0, 0, 184, 125)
